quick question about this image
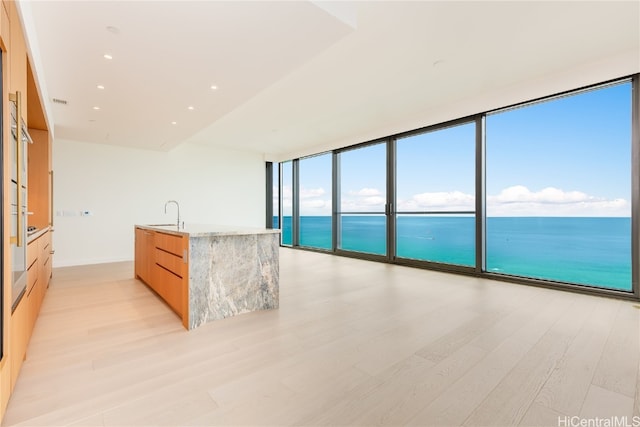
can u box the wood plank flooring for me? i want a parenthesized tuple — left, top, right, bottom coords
(3, 248, 639, 426)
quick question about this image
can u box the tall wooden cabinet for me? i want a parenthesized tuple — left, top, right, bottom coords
(0, 0, 53, 421)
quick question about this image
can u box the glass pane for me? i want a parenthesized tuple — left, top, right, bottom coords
(395, 122, 476, 266)
(339, 214, 386, 255)
(338, 143, 387, 255)
(396, 215, 475, 266)
(397, 123, 475, 213)
(281, 161, 293, 246)
(299, 153, 332, 250)
(486, 82, 632, 291)
(339, 143, 386, 213)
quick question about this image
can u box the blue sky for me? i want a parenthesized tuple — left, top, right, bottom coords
(278, 81, 632, 217)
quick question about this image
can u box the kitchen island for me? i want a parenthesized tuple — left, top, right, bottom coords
(135, 224, 280, 330)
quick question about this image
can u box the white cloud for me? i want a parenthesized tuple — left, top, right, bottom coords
(488, 185, 630, 216)
(300, 187, 326, 199)
(349, 188, 382, 197)
(302, 198, 331, 209)
(277, 184, 630, 217)
(341, 196, 386, 212)
(341, 187, 386, 212)
(490, 185, 590, 204)
(398, 191, 475, 211)
(281, 185, 292, 199)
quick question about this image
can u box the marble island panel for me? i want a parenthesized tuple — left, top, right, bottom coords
(189, 232, 279, 329)
(135, 224, 280, 330)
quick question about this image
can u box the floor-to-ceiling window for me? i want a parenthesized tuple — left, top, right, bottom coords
(336, 142, 387, 256)
(395, 121, 476, 267)
(486, 81, 633, 291)
(299, 153, 332, 250)
(270, 75, 638, 298)
(281, 161, 293, 246)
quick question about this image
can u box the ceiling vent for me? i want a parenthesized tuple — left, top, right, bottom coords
(52, 98, 68, 105)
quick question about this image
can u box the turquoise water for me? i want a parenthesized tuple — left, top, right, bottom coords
(276, 216, 632, 291)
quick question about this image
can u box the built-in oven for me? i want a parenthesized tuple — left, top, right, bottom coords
(10, 92, 31, 311)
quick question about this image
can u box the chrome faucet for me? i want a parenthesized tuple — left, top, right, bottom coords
(164, 200, 181, 228)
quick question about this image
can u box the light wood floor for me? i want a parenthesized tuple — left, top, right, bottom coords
(3, 248, 640, 426)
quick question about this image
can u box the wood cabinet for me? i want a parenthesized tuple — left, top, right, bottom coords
(9, 297, 27, 391)
(10, 229, 51, 391)
(25, 241, 38, 339)
(135, 227, 189, 328)
(26, 230, 51, 339)
(40, 231, 52, 293)
(1, 0, 53, 420)
(135, 228, 154, 285)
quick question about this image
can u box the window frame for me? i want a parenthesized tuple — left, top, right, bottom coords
(267, 74, 640, 301)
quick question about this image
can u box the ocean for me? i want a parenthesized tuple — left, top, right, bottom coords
(276, 216, 632, 292)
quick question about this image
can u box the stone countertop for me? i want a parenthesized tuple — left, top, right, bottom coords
(27, 226, 51, 243)
(136, 224, 280, 238)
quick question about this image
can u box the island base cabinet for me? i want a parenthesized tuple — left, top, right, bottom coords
(135, 225, 280, 331)
(134, 226, 188, 328)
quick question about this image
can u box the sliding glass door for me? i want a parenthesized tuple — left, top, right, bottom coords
(336, 142, 387, 256)
(395, 121, 476, 267)
(299, 153, 332, 250)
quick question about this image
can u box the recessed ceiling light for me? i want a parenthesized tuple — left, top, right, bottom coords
(97, 85, 105, 90)
(171, 121, 177, 125)
(188, 106, 194, 110)
(210, 85, 218, 90)
(92, 106, 100, 110)
(103, 54, 113, 60)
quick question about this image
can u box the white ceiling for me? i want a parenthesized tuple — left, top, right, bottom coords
(19, 1, 640, 159)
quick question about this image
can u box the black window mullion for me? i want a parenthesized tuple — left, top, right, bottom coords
(332, 152, 340, 252)
(631, 74, 639, 298)
(476, 115, 486, 274)
(265, 162, 273, 229)
(387, 138, 396, 261)
(292, 159, 300, 247)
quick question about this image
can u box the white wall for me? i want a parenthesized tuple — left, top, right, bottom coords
(52, 140, 265, 267)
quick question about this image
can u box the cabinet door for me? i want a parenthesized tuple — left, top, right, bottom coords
(154, 265, 182, 316)
(26, 242, 38, 337)
(38, 231, 50, 309)
(135, 228, 145, 280)
(135, 228, 154, 284)
(26, 272, 38, 341)
(10, 299, 28, 391)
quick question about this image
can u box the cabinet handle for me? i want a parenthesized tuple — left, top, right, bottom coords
(10, 91, 24, 247)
